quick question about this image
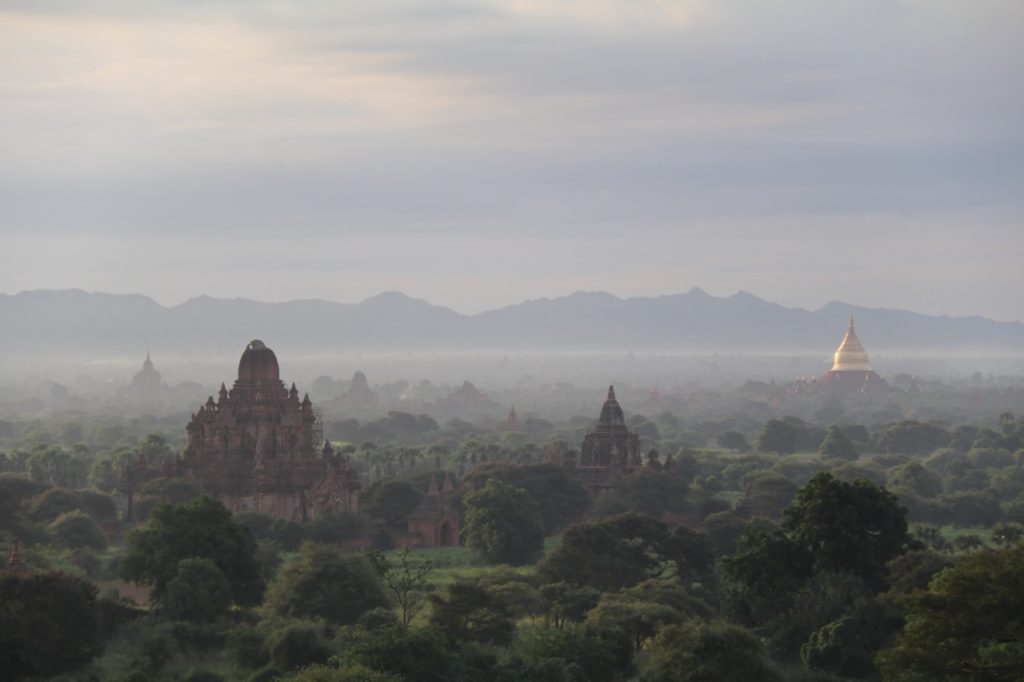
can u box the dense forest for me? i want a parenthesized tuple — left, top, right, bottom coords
(2, 408, 1023, 681)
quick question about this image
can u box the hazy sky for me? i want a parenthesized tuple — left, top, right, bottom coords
(1, 1, 1022, 320)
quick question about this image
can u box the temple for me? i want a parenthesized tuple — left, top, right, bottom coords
(405, 473, 460, 547)
(120, 340, 360, 522)
(334, 371, 379, 411)
(122, 352, 164, 400)
(568, 386, 647, 494)
(7, 537, 27, 574)
(818, 318, 886, 392)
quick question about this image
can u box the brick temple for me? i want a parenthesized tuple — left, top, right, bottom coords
(121, 340, 360, 521)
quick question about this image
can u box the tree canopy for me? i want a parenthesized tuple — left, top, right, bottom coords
(121, 495, 264, 606)
(462, 479, 545, 565)
(877, 544, 1024, 682)
(264, 543, 389, 626)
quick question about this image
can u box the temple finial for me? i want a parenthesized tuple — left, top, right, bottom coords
(607, 385, 615, 400)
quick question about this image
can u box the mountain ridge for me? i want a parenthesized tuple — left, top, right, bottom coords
(0, 288, 1021, 357)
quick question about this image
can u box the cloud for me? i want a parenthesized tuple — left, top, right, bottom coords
(0, 1, 1021, 320)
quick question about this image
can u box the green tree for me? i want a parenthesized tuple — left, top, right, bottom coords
(876, 420, 951, 455)
(717, 431, 751, 452)
(26, 486, 83, 521)
(539, 582, 601, 629)
(264, 543, 389, 626)
(586, 580, 710, 650)
(121, 496, 264, 607)
(367, 545, 434, 626)
(164, 558, 232, 623)
(361, 480, 423, 527)
(428, 580, 516, 646)
(262, 621, 333, 673)
(888, 461, 943, 499)
(876, 544, 1024, 681)
(640, 621, 784, 682)
(783, 473, 914, 589)
(0, 571, 102, 679)
(462, 479, 544, 565)
(284, 664, 402, 682)
(818, 425, 859, 460)
(600, 468, 690, 519)
(757, 419, 801, 455)
(461, 463, 590, 533)
(541, 514, 679, 591)
(49, 510, 108, 550)
(336, 625, 454, 682)
(515, 623, 634, 682)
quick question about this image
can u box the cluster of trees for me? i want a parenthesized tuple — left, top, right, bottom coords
(3, 406, 1024, 680)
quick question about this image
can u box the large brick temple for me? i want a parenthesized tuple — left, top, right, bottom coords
(121, 340, 360, 521)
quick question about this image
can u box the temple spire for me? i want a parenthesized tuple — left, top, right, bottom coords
(8, 537, 26, 574)
(832, 317, 870, 372)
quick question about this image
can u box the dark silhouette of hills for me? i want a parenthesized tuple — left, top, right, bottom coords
(1, 288, 1021, 358)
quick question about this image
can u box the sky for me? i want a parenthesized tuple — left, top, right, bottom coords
(1, 1, 1022, 320)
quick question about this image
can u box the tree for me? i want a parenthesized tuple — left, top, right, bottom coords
(0, 571, 102, 679)
(26, 486, 83, 521)
(262, 621, 333, 672)
(757, 419, 800, 455)
(368, 545, 434, 626)
(888, 461, 943, 499)
(121, 496, 264, 607)
(461, 463, 590, 533)
(336, 625, 454, 682)
(717, 431, 751, 452)
(818, 425, 858, 460)
(721, 527, 813, 629)
(429, 580, 516, 646)
(586, 580, 711, 650)
(877, 544, 1024, 681)
(640, 621, 784, 682)
(284, 664, 402, 682)
(515, 623, 634, 682)
(876, 420, 950, 455)
(164, 558, 232, 623)
(541, 514, 679, 591)
(264, 543, 389, 626)
(783, 473, 915, 589)
(600, 468, 690, 519)
(49, 510, 108, 550)
(539, 582, 601, 629)
(361, 480, 423, 527)
(462, 479, 544, 565)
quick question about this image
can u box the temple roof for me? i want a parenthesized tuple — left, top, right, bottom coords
(831, 317, 871, 372)
(238, 339, 281, 382)
(598, 385, 626, 426)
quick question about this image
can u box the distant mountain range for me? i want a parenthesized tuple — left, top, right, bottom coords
(0, 288, 1021, 359)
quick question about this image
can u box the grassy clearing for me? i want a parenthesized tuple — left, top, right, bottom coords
(381, 537, 560, 587)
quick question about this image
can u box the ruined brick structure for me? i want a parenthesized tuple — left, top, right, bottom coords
(406, 473, 460, 547)
(121, 340, 360, 522)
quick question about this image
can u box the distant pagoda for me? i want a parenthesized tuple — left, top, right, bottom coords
(819, 318, 886, 392)
(566, 386, 668, 494)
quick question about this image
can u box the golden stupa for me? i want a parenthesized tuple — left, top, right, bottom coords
(831, 317, 871, 372)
